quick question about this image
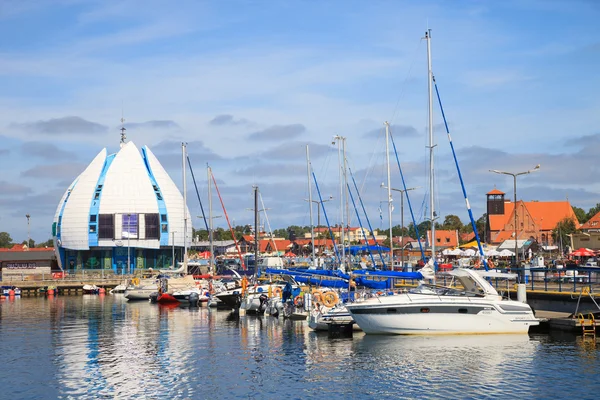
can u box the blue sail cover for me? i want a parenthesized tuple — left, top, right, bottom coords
(264, 268, 416, 289)
(351, 270, 423, 279)
(346, 245, 390, 255)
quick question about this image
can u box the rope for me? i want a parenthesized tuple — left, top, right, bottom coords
(312, 170, 341, 268)
(389, 129, 426, 262)
(433, 75, 488, 271)
(186, 156, 209, 232)
(210, 170, 246, 270)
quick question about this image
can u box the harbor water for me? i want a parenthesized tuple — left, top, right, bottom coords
(1, 295, 599, 399)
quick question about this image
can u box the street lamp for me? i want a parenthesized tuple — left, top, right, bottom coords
(25, 214, 31, 250)
(389, 186, 420, 269)
(489, 164, 540, 266)
(304, 196, 333, 229)
(171, 230, 177, 268)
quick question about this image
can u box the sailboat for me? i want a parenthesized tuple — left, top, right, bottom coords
(346, 30, 539, 335)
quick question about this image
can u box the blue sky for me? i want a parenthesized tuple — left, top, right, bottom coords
(1, 0, 599, 242)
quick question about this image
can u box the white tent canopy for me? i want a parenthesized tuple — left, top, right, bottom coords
(442, 248, 463, 256)
(498, 249, 515, 257)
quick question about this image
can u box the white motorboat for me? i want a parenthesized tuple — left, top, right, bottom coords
(172, 287, 210, 305)
(82, 284, 100, 294)
(346, 269, 539, 335)
(309, 303, 360, 331)
(110, 283, 128, 294)
(124, 279, 158, 300)
(239, 281, 299, 314)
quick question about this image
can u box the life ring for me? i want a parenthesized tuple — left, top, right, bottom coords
(294, 295, 304, 307)
(487, 260, 495, 269)
(474, 260, 481, 269)
(274, 287, 282, 297)
(322, 291, 338, 308)
(312, 289, 323, 303)
(131, 278, 140, 286)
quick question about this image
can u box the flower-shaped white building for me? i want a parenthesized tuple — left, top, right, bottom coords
(52, 141, 191, 273)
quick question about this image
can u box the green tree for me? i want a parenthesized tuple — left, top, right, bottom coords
(272, 228, 288, 239)
(0, 232, 13, 248)
(407, 221, 430, 240)
(391, 225, 410, 238)
(572, 206, 586, 224)
(552, 217, 579, 248)
(22, 239, 35, 248)
(441, 214, 463, 231)
(37, 238, 54, 248)
(586, 203, 600, 221)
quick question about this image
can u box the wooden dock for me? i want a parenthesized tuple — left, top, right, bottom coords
(536, 310, 599, 335)
(1, 279, 123, 295)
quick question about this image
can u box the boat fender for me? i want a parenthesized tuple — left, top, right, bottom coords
(189, 292, 200, 307)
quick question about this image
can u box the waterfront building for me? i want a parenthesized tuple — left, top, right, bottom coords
(569, 210, 600, 250)
(485, 188, 579, 246)
(303, 226, 386, 243)
(0, 244, 57, 280)
(426, 229, 460, 250)
(52, 140, 191, 273)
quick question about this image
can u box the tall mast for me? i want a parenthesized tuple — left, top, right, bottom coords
(207, 164, 215, 276)
(425, 29, 436, 267)
(333, 135, 346, 271)
(385, 121, 393, 269)
(254, 185, 259, 274)
(343, 138, 349, 260)
(182, 142, 188, 274)
(307, 145, 316, 267)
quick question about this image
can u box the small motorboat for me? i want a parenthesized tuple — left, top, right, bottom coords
(82, 284, 100, 294)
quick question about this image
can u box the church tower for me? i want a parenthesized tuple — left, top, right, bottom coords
(486, 188, 505, 243)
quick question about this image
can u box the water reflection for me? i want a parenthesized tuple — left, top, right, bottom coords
(1, 296, 600, 399)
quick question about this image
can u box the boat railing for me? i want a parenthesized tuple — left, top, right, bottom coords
(0, 268, 148, 283)
(417, 267, 600, 296)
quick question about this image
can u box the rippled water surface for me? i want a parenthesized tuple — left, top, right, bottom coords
(1, 295, 599, 399)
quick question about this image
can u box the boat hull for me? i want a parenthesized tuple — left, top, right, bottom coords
(215, 292, 242, 309)
(124, 288, 156, 301)
(347, 296, 539, 335)
(157, 293, 179, 304)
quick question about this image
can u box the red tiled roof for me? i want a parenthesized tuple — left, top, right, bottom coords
(489, 200, 579, 232)
(426, 230, 459, 247)
(460, 232, 475, 243)
(579, 211, 600, 231)
(259, 239, 292, 252)
(487, 188, 505, 195)
(0, 245, 54, 252)
(492, 230, 516, 242)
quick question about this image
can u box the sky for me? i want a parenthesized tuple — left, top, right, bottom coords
(0, 0, 599, 243)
